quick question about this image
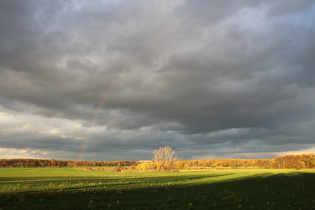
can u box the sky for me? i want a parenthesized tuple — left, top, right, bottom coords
(1, 0, 315, 161)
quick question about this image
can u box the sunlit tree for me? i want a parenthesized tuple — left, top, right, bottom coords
(153, 146, 177, 172)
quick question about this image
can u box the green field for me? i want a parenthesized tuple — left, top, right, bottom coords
(1, 168, 315, 209)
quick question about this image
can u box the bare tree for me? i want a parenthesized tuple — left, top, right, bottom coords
(153, 146, 177, 172)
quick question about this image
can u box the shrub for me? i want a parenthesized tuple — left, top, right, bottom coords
(83, 167, 93, 171)
(136, 162, 153, 171)
(112, 167, 121, 172)
(130, 165, 137, 170)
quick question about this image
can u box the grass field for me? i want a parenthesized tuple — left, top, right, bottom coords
(1, 168, 315, 209)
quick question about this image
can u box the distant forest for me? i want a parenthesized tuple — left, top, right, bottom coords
(1, 154, 314, 169)
(0, 159, 137, 168)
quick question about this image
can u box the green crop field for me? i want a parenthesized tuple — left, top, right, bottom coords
(1, 168, 315, 209)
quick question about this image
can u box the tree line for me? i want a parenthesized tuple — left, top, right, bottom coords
(1, 154, 314, 169)
(0, 159, 137, 168)
(175, 153, 315, 170)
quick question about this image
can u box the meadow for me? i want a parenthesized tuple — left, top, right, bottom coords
(1, 167, 315, 209)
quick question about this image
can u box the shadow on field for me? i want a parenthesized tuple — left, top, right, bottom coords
(1, 172, 315, 210)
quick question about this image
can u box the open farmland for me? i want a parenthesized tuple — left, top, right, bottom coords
(1, 168, 315, 209)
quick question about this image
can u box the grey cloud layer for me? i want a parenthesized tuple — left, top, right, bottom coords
(0, 0, 315, 160)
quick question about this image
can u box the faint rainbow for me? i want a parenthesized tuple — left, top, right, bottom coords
(78, 22, 175, 160)
(78, 67, 126, 160)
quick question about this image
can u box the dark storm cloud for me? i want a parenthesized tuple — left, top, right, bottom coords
(1, 0, 315, 160)
(0, 134, 82, 152)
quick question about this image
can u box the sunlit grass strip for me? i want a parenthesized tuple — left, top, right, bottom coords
(1, 168, 311, 194)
